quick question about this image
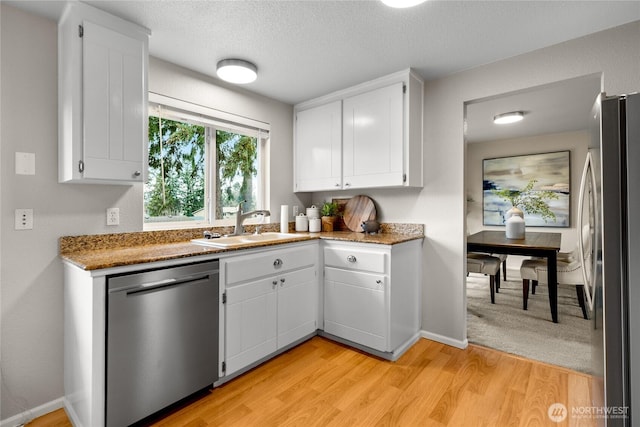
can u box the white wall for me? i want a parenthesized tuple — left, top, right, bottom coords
(1, 1, 639, 421)
(0, 4, 299, 421)
(421, 22, 639, 345)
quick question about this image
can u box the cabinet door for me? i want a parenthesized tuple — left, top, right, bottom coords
(343, 83, 404, 189)
(294, 101, 342, 191)
(82, 20, 145, 181)
(277, 267, 318, 349)
(225, 277, 277, 375)
(324, 267, 388, 351)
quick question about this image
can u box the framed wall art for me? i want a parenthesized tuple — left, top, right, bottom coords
(483, 150, 570, 227)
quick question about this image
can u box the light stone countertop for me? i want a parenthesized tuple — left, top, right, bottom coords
(60, 223, 424, 271)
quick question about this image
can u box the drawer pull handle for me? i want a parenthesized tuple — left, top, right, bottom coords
(273, 258, 283, 268)
(347, 255, 357, 263)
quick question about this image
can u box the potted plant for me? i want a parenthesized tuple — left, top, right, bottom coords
(320, 201, 338, 232)
(492, 179, 559, 238)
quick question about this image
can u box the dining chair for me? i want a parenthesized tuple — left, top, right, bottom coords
(467, 253, 502, 304)
(494, 253, 508, 286)
(519, 226, 590, 319)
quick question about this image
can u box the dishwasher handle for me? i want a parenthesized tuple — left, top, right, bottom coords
(110, 273, 213, 296)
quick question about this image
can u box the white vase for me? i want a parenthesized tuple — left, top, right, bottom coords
(505, 207, 525, 239)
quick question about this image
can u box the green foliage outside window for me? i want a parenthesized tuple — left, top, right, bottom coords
(146, 116, 205, 220)
(145, 115, 259, 223)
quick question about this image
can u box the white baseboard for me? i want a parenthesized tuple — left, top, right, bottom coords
(0, 397, 64, 427)
(420, 330, 468, 349)
(391, 333, 421, 361)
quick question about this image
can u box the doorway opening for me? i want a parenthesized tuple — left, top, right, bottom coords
(463, 74, 601, 374)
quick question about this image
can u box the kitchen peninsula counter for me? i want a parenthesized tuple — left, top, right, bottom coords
(60, 223, 424, 271)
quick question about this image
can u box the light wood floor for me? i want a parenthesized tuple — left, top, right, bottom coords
(29, 337, 597, 426)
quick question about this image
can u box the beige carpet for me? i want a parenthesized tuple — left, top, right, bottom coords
(466, 270, 593, 374)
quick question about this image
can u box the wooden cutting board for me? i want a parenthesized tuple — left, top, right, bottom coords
(343, 195, 376, 232)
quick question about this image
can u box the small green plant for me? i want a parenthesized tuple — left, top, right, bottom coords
(491, 179, 559, 222)
(321, 201, 338, 217)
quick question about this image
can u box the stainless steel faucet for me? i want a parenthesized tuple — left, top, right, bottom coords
(232, 201, 270, 236)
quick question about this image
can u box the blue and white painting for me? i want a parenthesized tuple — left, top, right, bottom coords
(483, 151, 570, 227)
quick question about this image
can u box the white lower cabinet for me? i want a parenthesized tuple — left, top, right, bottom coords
(322, 239, 422, 358)
(324, 267, 387, 351)
(225, 275, 278, 374)
(222, 243, 319, 376)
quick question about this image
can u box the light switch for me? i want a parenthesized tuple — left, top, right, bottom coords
(15, 152, 36, 175)
(15, 209, 34, 230)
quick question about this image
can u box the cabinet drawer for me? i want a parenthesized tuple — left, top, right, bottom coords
(323, 246, 386, 274)
(225, 244, 317, 285)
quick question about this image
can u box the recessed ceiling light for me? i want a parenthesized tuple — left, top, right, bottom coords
(216, 59, 257, 84)
(381, 0, 427, 8)
(493, 111, 524, 125)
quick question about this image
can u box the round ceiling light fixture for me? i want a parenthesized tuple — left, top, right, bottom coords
(216, 59, 257, 84)
(381, 0, 427, 8)
(493, 111, 524, 125)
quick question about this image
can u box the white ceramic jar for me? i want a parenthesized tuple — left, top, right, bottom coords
(306, 205, 320, 219)
(295, 213, 309, 231)
(505, 207, 525, 239)
(309, 217, 321, 233)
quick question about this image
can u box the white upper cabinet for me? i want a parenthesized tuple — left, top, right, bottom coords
(58, 2, 150, 184)
(343, 82, 404, 189)
(294, 101, 342, 191)
(293, 69, 423, 192)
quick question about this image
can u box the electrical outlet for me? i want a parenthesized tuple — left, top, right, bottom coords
(15, 209, 33, 230)
(107, 208, 120, 226)
(293, 205, 299, 216)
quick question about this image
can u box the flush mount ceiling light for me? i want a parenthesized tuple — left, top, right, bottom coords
(381, 0, 427, 8)
(493, 111, 524, 125)
(216, 59, 257, 84)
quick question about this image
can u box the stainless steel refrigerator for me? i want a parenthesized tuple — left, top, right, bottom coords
(582, 92, 639, 426)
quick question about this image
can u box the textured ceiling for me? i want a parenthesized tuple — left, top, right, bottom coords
(6, 0, 640, 141)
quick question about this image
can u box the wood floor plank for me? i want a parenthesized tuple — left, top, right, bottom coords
(29, 337, 602, 427)
(381, 351, 455, 426)
(519, 363, 569, 427)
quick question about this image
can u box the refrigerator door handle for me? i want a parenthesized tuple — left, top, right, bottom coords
(578, 151, 598, 311)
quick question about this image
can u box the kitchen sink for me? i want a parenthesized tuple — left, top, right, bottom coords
(191, 232, 308, 248)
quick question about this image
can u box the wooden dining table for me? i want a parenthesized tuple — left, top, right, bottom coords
(467, 230, 562, 323)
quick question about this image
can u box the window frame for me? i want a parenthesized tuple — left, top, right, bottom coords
(144, 92, 270, 231)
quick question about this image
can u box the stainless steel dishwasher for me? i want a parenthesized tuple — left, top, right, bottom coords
(106, 260, 219, 427)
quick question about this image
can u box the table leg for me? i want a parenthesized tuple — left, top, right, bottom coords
(547, 251, 558, 323)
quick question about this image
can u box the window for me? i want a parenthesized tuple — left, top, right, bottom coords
(144, 93, 269, 229)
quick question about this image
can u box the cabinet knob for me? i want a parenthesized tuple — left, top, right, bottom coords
(345, 182, 351, 187)
(347, 255, 357, 263)
(376, 280, 382, 284)
(280, 278, 286, 286)
(273, 258, 283, 268)
(133, 171, 141, 177)
(335, 183, 340, 187)
(272, 280, 278, 288)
